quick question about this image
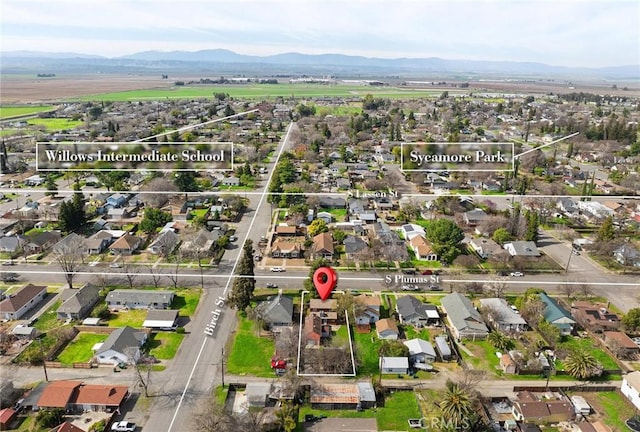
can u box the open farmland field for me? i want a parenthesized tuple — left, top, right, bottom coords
(0, 105, 53, 119)
(78, 83, 453, 101)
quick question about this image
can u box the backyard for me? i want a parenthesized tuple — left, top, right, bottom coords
(147, 332, 185, 360)
(226, 315, 276, 377)
(56, 333, 107, 364)
(106, 309, 147, 328)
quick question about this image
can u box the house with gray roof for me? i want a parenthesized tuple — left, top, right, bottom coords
(343, 235, 368, 259)
(106, 290, 174, 310)
(503, 241, 540, 257)
(478, 298, 528, 333)
(0, 284, 47, 320)
(23, 231, 61, 254)
(396, 295, 440, 328)
(256, 295, 294, 330)
(440, 292, 489, 340)
(143, 309, 179, 330)
(147, 230, 179, 255)
(94, 326, 147, 365)
(0, 235, 26, 254)
(539, 293, 575, 335)
(403, 338, 437, 364)
(57, 283, 101, 320)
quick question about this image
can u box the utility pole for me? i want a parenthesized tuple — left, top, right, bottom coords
(221, 347, 225, 387)
(39, 341, 49, 382)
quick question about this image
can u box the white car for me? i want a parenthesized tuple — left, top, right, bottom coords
(109, 263, 122, 268)
(270, 267, 285, 272)
(111, 421, 136, 432)
(509, 271, 524, 277)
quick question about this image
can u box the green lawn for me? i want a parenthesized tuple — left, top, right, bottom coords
(0, 105, 53, 119)
(595, 391, 636, 432)
(106, 309, 147, 328)
(354, 329, 382, 376)
(461, 340, 501, 373)
(32, 300, 62, 331)
(27, 118, 83, 131)
(377, 390, 422, 431)
(170, 288, 202, 316)
(558, 336, 619, 370)
(319, 208, 347, 221)
(404, 326, 430, 341)
(147, 332, 185, 360)
(56, 333, 107, 364)
(226, 315, 276, 377)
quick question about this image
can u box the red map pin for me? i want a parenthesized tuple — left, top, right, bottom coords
(313, 266, 338, 301)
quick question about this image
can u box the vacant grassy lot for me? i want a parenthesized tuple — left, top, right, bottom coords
(27, 118, 83, 131)
(107, 309, 147, 328)
(226, 315, 275, 377)
(354, 329, 381, 376)
(558, 336, 619, 370)
(147, 332, 185, 360)
(170, 288, 202, 316)
(79, 84, 456, 102)
(56, 333, 107, 364)
(0, 105, 53, 119)
(32, 300, 62, 331)
(461, 340, 501, 374)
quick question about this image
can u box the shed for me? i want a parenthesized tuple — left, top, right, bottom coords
(435, 336, 452, 361)
(143, 309, 179, 330)
(570, 395, 591, 415)
(0, 408, 16, 429)
(245, 382, 273, 408)
(379, 356, 409, 374)
(82, 317, 102, 326)
(12, 325, 37, 339)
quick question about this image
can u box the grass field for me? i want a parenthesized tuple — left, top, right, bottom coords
(32, 300, 62, 331)
(226, 315, 276, 377)
(0, 105, 53, 119)
(27, 118, 83, 131)
(170, 288, 202, 316)
(147, 332, 185, 360)
(56, 333, 107, 364)
(557, 336, 619, 370)
(594, 391, 636, 432)
(354, 329, 382, 376)
(107, 309, 147, 328)
(78, 84, 454, 102)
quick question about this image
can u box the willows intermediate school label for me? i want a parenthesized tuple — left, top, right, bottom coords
(401, 142, 514, 172)
(36, 142, 234, 171)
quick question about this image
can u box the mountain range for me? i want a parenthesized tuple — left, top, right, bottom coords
(2, 49, 638, 80)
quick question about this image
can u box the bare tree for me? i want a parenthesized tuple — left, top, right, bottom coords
(147, 265, 163, 289)
(53, 236, 86, 289)
(560, 284, 576, 299)
(167, 249, 183, 289)
(576, 283, 593, 299)
(124, 347, 152, 398)
(121, 260, 139, 288)
(192, 394, 238, 432)
(91, 273, 111, 291)
(140, 177, 179, 208)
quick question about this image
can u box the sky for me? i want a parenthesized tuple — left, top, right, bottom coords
(1, 0, 639, 68)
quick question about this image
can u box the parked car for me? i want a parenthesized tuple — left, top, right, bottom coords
(266, 283, 278, 288)
(111, 421, 136, 432)
(109, 263, 122, 268)
(497, 271, 508, 277)
(402, 269, 416, 275)
(229, 235, 237, 242)
(254, 254, 262, 261)
(421, 269, 433, 275)
(401, 284, 419, 291)
(270, 267, 285, 272)
(510, 271, 524, 277)
(1, 273, 19, 282)
(428, 285, 443, 291)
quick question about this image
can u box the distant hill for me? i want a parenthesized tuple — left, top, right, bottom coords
(2, 49, 638, 80)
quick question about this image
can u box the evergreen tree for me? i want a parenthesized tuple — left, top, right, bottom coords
(228, 240, 256, 311)
(44, 174, 57, 197)
(524, 210, 539, 242)
(597, 216, 615, 242)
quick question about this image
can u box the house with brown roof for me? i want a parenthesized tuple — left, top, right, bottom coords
(311, 232, 334, 259)
(50, 421, 86, 432)
(0, 408, 17, 430)
(270, 239, 303, 258)
(304, 314, 328, 347)
(108, 234, 142, 255)
(409, 235, 438, 261)
(310, 382, 376, 410)
(274, 225, 298, 236)
(37, 381, 82, 410)
(309, 298, 338, 324)
(511, 391, 573, 424)
(0, 284, 47, 320)
(36, 381, 129, 413)
(375, 318, 399, 340)
(571, 301, 621, 333)
(603, 331, 639, 359)
(500, 353, 517, 374)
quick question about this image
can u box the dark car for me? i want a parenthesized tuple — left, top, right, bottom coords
(421, 270, 433, 275)
(402, 269, 416, 275)
(266, 283, 278, 288)
(497, 271, 508, 277)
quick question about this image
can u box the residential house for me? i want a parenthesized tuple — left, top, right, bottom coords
(147, 230, 179, 255)
(371, 221, 404, 247)
(310, 299, 338, 325)
(500, 353, 517, 374)
(0, 235, 26, 254)
(304, 313, 327, 346)
(354, 295, 381, 325)
(270, 239, 303, 258)
(614, 244, 640, 267)
(409, 235, 438, 261)
(503, 241, 540, 257)
(106, 289, 174, 310)
(379, 357, 409, 374)
(310, 382, 376, 410)
(106, 193, 128, 208)
(469, 238, 506, 260)
(440, 292, 489, 340)
(343, 235, 368, 259)
(84, 231, 114, 255)
(0, 408, 16, 430)
(36, 381, 83, 410)
(375, 318, 399, 340)
(35, 381, 129, 413)
(180, 228, 221, 254)
(23, 231, 61, 254)
(0, 284, 47, 320)
(94, 326, 147, 365)
(621, 371, 640, 410)
(316, 211, 333, 224)
(57, 283, 101, 320)
(311, 232, 334, 260)
(478, 298, 528, 333)
(557, 198, 579, 217)
(463, 208, 488, 226)
(107, 207, 131, 220)
(570, 301, 621, 333)
(143, 309, 179, 330)
(12, 325, 37, 339)
(396, 295, 440, 327)
(256, 295, 294, 330)
(221, 176, 240, 186)
(403, 338, 436, 364)
(318, 197, 347, 209)
(108, 234, 142, 255)
(274, 225, 299, 236)
(539, 293, 575, 335)
(603, 331, 639, 359)
(245, 382, 273, 408)
(511, 391, 574, 424)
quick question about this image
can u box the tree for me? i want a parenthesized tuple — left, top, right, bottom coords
(623, 308, 640, 334)
(140, 177, 179, 207)
(227, 240, 255, 310)
(58, 193, 87, 233)
(140, 208, 172, 234)
(564, 348, 603, 379)
(492, 227, 512, 244)
(378, 340, 410, 357)
(439, 380, 474, 430)
(54, 235, 86, 289)
(307, 219, 328, 237)
(44, 174, 57, 197)
(524, 210, 539, 242)
(487, 332, 513, 352)
(36, 408, 65, 428)
(424, 219, 464, 263)
(597, 216, 616, 242)
(96, 171, 129, 191)
(275, 400, 297, 432)
(174, 171, 199, 192)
